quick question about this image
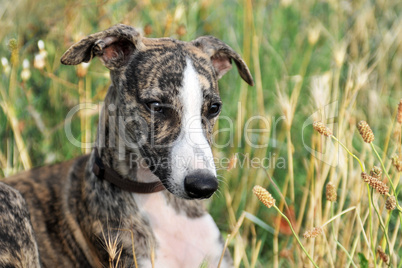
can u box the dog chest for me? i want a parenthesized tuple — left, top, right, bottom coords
(133, 192, 224, 267)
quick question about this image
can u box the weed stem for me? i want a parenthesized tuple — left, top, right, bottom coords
(273, 205, 319, 268)
(367, 186, 377, 267)
(330, 205, 358, 268)
(331, 136, 364, 172)
(370, 188, 392, 266)
(322, 206, 356, 228)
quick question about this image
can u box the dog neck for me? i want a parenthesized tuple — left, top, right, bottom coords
(91, 147, 165, 193)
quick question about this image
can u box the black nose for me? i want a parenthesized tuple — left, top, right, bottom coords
(184, 169, 218, 199)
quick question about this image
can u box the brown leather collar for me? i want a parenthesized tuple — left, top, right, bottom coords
(92, 148, 165, 193)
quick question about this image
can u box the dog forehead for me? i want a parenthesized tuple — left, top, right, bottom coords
(125, 38, 219, 97)
(141, 37, 212, 61)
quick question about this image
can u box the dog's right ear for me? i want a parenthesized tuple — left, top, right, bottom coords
(60, 24, 142, 70)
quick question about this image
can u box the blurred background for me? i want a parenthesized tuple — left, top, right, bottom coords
(1, 0, 401, 267)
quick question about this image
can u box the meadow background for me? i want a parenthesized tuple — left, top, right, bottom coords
(1, 0, 401, 267)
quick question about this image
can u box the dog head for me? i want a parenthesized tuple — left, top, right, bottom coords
(61, 24, 253, 199)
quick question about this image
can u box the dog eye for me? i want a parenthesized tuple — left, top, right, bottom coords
(208, 103, 221, 117)
(146, 101, 164, 113)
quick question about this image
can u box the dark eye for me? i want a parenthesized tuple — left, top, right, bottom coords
(208, 103, 221, 117)
(146, 101, 164, 113)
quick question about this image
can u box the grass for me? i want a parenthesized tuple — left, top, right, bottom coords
(1, 0, 401, 266)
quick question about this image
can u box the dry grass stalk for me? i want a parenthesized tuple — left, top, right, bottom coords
(361, 172, 389, 195)
(303, 227, 323, 239)
(114, 229, 138, 268)
(217, 212, 246, 268)
(100, 228, 122, 268)
(313, 121, 333, 137)
(253, 185, 275, 208)
(386, 196, 397, 211)
(325, 182, 337, 202)
(357, 121, 375, 143)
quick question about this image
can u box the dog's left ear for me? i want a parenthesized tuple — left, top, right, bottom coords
(60, 24, 142, 70)
(191, 36, 254, 86)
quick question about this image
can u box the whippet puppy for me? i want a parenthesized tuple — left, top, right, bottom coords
(1, 24, 253, 267)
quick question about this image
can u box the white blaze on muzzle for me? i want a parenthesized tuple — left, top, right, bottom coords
(170, 59, 217, 189)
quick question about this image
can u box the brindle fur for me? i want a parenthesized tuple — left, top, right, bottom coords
(0, 182, 40, 268)
(1, 24, 253, 267)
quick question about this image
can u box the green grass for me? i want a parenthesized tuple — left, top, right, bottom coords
(1, 0, 401, 267)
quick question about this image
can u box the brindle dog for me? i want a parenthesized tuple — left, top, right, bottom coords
(1, 24, 253, 267)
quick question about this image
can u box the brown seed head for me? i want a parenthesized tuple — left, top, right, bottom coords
(370, 166, 382, 179)
(176, 25, 187, 37)
(377, 246, 389, 264)
(326, 182, 337, 202)
(227, 154, 237, 171)
(144, 24, 153, 36)
(361, 172, 370, 182)
(279, 248, 292, 259)
(253, 185, 276, 208)
(397, 99, 402, 124)
(8, 39, 19, 65)
(371, 178, 389, 195)
(8, 39, 18, 51)
(76, 62, 90, 78)
(303, 227, 323, 239)
(361, 172, 389, 195)
(386, 196, 397, 210)
(357, 121, 374, 143)
(391, 154, 402, 172)
(313, 121, 333, 137)
(391, 154, 399, 163)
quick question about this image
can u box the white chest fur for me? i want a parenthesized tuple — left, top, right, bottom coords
(133, 192, 226, 268)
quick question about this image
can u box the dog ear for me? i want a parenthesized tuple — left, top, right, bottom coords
(191, 36, 254, 86)
(60, 24, 142, 70)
